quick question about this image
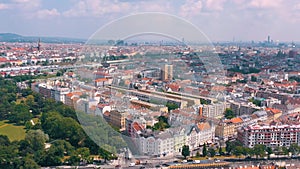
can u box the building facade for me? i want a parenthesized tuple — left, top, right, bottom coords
(238, 124, 300, 148)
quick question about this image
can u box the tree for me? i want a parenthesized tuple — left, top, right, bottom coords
(289, 143, 300, 155)
(25, 129, 49, 152)
(253, 144, 266, 159)
(251, 76, 257, 82)
(249, 97, 261, 107)
(67, 147, 91, 166)
(202, 143, 207, 157)
(98, 147, 116, 163)
(68, 153, 81, 166)
(282, 147, 289, 155)
(20, 156, 40, 169)
(218, 147, 224, 156)
(243, 147, 253, 157)
(41, 111, 85, 147)
(25, 95, 35, 107)
(196, 151, 200, 157)
(39, 142, 65, 166)
(225, 141, 233, 154)
(0, 135, 10, 146)
(52, 140, 74, 156)
(166, 102, 179, 112)
(208, 148, 216, 157)
(233, 146, 244, 158)
(266, 147, 273, 159)
(225, 140, 242, 155)
(78, 147, 91, 164)
(224, 108, 236, 119)
(0, 142, 20, 168)
(181, 145, 190, 159)
(9, 103, 32, 125)
(152, 116, 170, 131)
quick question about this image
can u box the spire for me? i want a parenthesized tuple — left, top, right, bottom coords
(37, 38, 41, 51)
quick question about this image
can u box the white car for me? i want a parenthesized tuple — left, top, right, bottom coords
(129, 163, 136, 167)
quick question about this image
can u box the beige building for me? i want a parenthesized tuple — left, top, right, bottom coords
(265, 107, 282, 121)
(215, 117, 243, 140)
(215, 121, 235, 140)
(162, 64, 173, 81)
(104, 110, 127, 131)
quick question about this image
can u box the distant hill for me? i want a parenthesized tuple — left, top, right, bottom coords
(0, 33, 86, 43)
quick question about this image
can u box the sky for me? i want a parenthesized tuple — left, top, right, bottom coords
(0, 0, 300, 42)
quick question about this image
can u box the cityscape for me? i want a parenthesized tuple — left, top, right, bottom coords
(1, 1, 300, 169)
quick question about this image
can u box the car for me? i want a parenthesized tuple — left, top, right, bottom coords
(193, 160, 201, 164)
(162, 163, 170, 167)
(129, 163, 136, 167)
(214, 159, 220, 163)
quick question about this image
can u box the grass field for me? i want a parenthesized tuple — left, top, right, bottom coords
(0, 120, 26, 141)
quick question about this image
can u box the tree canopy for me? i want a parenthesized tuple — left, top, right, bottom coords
(182, 145, 190, 159)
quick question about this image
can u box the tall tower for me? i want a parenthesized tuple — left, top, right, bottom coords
(37, 38, 41, 51)
(162, 64, 173, 81)
(267, 35, 270, 44)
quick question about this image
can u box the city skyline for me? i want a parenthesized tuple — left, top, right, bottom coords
(0, 0, 300, 42)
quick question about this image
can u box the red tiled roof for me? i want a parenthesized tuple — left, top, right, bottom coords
(230, 117, 243, 123)
(265, 108, 282, 114)
(132, 122, 144, 132)
(0, 58, 8, 62)
(95, 78, 107, 82)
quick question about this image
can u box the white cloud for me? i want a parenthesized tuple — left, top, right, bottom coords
(63, 1, 87, 17)
(205, 0, 227, 11)
(36, 8, 60, 19)
(179, 0, 203, 17)
(63, 0, 131, 17)
(131, 1, 172, 13)
(247, 0, 282, 9)
(11, 0, 41, 10)
(0, 3, 10, 10)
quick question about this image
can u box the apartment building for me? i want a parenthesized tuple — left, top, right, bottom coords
(201, 102, 230, 118)
(215, 120, 236, 141)
(138, 130, 174, 157)
(103, 110, 127, 130)
(238, 124, 300, 148)
(186, 122, 215, 149)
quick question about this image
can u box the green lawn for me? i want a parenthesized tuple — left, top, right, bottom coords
(0, 120, 7, 126)
(0, 120, 26, 141)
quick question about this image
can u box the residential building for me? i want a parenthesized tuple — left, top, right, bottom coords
(238, 124, 300, 148)
(103, 110, 127, 130)
(138, 130, 174, 157)
(215, 121, 236, 141)
(201, 102, 230, 118)
(186, 122, 215, 149)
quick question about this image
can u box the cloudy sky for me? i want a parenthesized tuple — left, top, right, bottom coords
(0, 0, 300, 42)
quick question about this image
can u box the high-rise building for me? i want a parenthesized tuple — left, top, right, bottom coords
(162, 64, 173, 81)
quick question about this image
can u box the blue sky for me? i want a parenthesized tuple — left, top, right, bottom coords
(0, 0, 300, 41)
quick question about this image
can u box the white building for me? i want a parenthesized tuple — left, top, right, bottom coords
(186, 122, 215, 149)
(138, 130, 174, 157)
(53, 87, 70, 104)
(238, 124, 300, 148)
(201, 102, 230, 118)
